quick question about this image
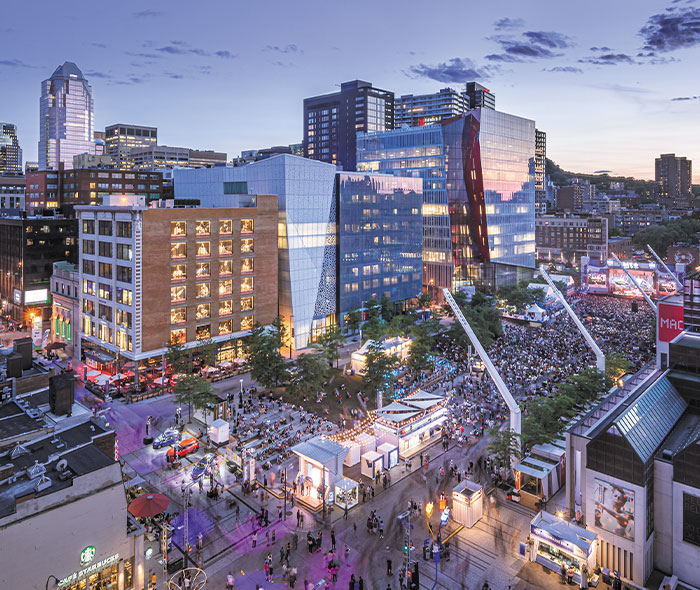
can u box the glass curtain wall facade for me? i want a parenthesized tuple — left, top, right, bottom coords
(336, 173, 423, 319)
(0, 122, 22, 173)
(39, 62, 94, 170)
(357, 125, 452, 293)
(104, 124, 157, 169)
(395, 88, 469, 128)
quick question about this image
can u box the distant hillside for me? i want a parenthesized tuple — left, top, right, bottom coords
(545, 158, 658, 196)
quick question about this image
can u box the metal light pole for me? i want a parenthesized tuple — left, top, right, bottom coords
(45, 575, 59, 590)
(646, 245, 684, 289)
(610, 253, 658, 313)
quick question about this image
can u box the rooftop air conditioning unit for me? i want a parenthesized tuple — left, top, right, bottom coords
(34, 474, 52, 492)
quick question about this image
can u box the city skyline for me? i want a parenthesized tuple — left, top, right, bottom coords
(2, 0, 700, 181)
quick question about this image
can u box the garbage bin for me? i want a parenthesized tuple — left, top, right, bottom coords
(601, 568, 611, 585)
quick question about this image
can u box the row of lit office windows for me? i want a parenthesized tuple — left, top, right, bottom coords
(170, 219, 253, 237)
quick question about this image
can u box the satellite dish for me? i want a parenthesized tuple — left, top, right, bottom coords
(56, 458, 68, 472)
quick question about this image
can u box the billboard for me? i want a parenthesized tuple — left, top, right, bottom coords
(658, 301, 684, 342)
(683, 492, 700, 547)
(593, 479, 635, 540)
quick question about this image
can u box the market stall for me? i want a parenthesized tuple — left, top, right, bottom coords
(529, 511, 597, 586)
(514, 454, 563, 511)
(291, 436, 348, 509)
(452, 480, 483, 528)
(334, 477, 359, 511)
(377, 442, 399, 469)
(341, 440, 362, 467)
(360, 450, 384, 479)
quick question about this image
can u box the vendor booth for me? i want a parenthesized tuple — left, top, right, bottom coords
(524, 303, 547, 323)
(342, 440, 362, 467)
(360, 450, 384, 479)
(452, 480, 484, 528)
(350, 336, 412, 374)
(377, 442, 399, 469)
(292, 436, 348, 509)
(529, 511, 597, 586)
(514, 453, 564, 511)
(334, 477, 359, 511)
(374, 390, 448, 459)
(355, 432, 376, 455)
(208, 418, 229, 446)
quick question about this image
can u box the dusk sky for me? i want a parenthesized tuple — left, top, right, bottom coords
(3, 0, 699, 182)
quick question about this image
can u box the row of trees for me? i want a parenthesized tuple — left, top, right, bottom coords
(632, 218, 700, 255)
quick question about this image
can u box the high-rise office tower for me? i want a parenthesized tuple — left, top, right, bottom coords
(465, 82, 495, 110)
(104, 124, 157, 168)
(656, 153, 692, 208)
(39, 62, 94, 170)
(395, 87, 470, 127)
(0, 122, 22, 173)
(535, 129, 547, 214)
(303, 80, 394, 171)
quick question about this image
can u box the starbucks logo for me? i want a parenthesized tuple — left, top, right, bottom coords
(80, 546, 96, 565)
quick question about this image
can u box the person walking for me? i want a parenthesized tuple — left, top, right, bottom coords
(386, 558, 392, 576)
(252, 530, 257, 548)
(226, 572, 234, 590)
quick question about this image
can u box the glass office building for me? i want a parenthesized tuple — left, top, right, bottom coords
(358, 109, 535, 291)
(39, 62, 94, 170)
(337, 172, 423, 319)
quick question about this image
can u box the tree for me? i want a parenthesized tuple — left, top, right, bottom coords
(407, 322, 434, 375)
(174, 374, 218, 424)
(487, 428, 522, 468)
(606, 353, 631, 389)
(288, 351, 328, 399)
(497, 285, 536, 311)
(417, 290, 433, 310)
(380, 294, 393, 322)
(362, 315, 385, 343)
(166, 341, 189, 375)
(317, 325, 345, 368)
(345, 309, 362, 335)
(244, 318, 289, 390)
(365, 297, 380, 319)
(194, 338, 218, 368)
(362, 340, 398, 401)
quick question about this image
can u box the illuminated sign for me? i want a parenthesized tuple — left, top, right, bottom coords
(80, 546, 96, 565)
(658, 302, 684, 343)
(14, 289, 21, 304)
(25, 288, 48, 304)
(58, 553, 119, 588)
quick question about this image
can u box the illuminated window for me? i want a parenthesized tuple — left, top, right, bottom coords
(82, 219, 95, 234)
(219, 320, 233, 335)
(171, 285, 186, 303)
(196, 241, 210, 257)
(196, 324, 211, 340)
(241, 277, 254, 293)
(241, 219, 254, 234)
(219, 300, 233, 316)
(171, 307, 187, 324)
(196, 303, 210, 320)
(219, 240, 233, 256)
(196, 220, 211, 236)
(219, 219, 232, 235)
(171, 328, 186, 344)
(241, 258, 254, 274)
(98, 283, 112, 300)
(219, 260, 233, 276)
(196, 282, 210, 299)
(219, 280, 233, 296)
(241, 238, 254, 253)
(171, 221, 186, 237)
(117, 287, 132, 306)
(171, 242, 186, 259)
(171, 264, 187, 281)
(241, 296, 254, 312)
(196, 262, 211, 278)
(240, 315, 254, 331)
(83, 279, 95, 296)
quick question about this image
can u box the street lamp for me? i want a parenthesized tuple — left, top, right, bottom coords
(45, 575, 59, 590)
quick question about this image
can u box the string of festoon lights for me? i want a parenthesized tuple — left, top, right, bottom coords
(327, 412, 377, 443)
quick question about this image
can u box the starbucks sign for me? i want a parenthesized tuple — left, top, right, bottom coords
(80, 546, 96, 565)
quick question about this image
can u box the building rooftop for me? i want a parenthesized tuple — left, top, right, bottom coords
(50, 61, 85, 79)
(656, 412, 700, 462)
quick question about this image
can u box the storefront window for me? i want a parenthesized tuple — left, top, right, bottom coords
(241, 238, 254, 253)
(219, 280, 233, 296)
(196, 303, 210, 320)
(196, 220, 211, 236)
(241, 277, 254, 293)
(196, 324, 211, 340)
(241, 315, 254, 331)
(219, 240, 233, 256)
(171, 307, 186, 324)
(171, 285, 186, 303)
(241, 219, 254, 234)
(219, 260, 233, 276)
(171, 242, 186, 259)
(171, 264, 187, 281)
(241, 258, 254, 274)
(171, 221, 186, 237)
(219, 319, 233, 335)
(196, 241, 210, 257)
(196, 282, 210, 299)
(219, 219, 232, 235)
(123, 557, 134, 589)
(171, 328, 186, 344)
(219, 300, 233, 316)
(195, 262, 210, 278)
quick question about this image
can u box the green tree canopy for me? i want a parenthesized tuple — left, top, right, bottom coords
(244, 317, 289, 389)
(487, 428, 522, 467)
(288, 351, 328, 399)
(316, 325, 345, 368)
(362, 340, 399, 400)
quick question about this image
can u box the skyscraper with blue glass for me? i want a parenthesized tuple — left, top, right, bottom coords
(357, 108, 536, 291)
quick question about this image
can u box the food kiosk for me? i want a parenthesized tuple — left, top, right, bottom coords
(360, 450, 384, 479)
(291, 436, 348, 509)
(451, 480, 484, 528)
(529, 511, 597, 586)
(334, 477, 359, 511)
(377, 442, 399, 469)
(341, 439, 362, 467)
(513, 453, 563, 511)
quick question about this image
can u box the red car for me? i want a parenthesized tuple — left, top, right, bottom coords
(166, 437, 199, 460)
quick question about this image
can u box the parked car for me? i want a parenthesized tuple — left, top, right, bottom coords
(153, 428, 180, 449)
(191, 453, 218, 481)
(166, 437, 200, 460)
